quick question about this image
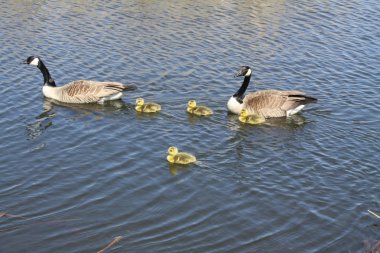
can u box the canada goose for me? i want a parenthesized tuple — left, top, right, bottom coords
(187, 100, 213, 116)
(135, 97, 161, 113)
(227, 66, 317, 118)
(22, 56, 136, 104)
(167, 146, 196, 164)
(239, 109, 266, 125)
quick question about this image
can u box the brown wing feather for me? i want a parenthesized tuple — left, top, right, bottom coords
(59, 80, 125, 103)
(243, 90, 308, 118)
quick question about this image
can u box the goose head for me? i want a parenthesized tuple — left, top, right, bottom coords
(22, 56, 41, 66)
(167, 146, 178, 156)
(228, 66, 253, 114)
(167, 146, 179, 163)
(240, 108, 249, 118)
(234, 66, 252, 78)
(187, 100, 197, 109)
(22, 56, 56, 87)
(135, 97, 145, 106)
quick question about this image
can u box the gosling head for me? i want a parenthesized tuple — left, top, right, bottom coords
(167, 146, 178, 156)
(136, 97, 145, 106)
(22, 56, 41, 66)
(234, 66, 252, 78)
(188, 100, 197, 109)
(240, 108, 249, 118)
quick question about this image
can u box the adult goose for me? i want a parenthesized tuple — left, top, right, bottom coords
(227, 66, 317, 118)
(22, 56, 136, 104)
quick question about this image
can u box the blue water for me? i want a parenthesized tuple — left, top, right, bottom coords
(0, 1, 379, 252)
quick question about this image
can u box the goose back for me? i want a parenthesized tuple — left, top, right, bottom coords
(243, 90, 316, 118)
(45, 80, 126, 103)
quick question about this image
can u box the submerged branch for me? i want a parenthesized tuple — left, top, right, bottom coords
(362, 240, 380, 253)
(0, 212, 26, 219)
(368, 210, 380, 219)
(97, 236, 123, 253)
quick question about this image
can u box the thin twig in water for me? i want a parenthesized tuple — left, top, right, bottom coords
(97, 236, 123, 253)
(368, 210, 380, 219)
(0, 212, 26, 219)
(362, 239, 380, 253)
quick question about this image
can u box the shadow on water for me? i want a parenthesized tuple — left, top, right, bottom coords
(25, 98, 131, 140)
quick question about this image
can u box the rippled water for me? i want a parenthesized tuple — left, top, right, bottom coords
(1, 1, 379, 252)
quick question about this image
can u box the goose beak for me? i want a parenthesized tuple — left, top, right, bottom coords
(234, 70, 243, 78)
(21, 59, 28, 64)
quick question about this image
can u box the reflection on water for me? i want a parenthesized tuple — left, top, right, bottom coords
(226, 112, 307, 132)
(168, 163, 192, 176)
(168, 160, 207, 176)
(265, 113, 308, 128)
(45, 98, 129, 113)
(26, 98, 131, 140)
(29, 98, 308, 143)
(25, 120, 53, 140)
(2, 0, 379, 252)
(25, 101, 56, 140)
(186, 113, 213, 125)
(135, 110, 162, 120)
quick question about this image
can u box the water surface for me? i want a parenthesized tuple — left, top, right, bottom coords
(0, 1, 379, 252)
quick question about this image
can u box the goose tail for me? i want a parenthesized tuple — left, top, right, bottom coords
(303, 95, 318, 104)
(122, 84, 138, 91)
(289, 94, 318, 104)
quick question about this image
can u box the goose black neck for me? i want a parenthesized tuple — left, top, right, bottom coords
(233, 75, 251, 99)
(38, 61, 56, 87)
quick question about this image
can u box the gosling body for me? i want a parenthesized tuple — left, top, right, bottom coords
(187, 100, 213, 116)
(135, 98, 161, 113)
(23, 56, 136, 104)
(228, 66, 317, 118)
(239, 109, 266, 125)
(167, 146, 196, 165)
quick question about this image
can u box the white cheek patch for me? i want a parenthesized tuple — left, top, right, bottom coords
(245, 69, 252, 76)
(30, 58, 40, 66)
(227, 96, 244, 114)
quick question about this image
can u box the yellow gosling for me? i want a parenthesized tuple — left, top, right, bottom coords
(187, 100, 213, 116)
(135, 97, 161, 113)
(167, 146, 196, 164)
(239, 109, 266, 124)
